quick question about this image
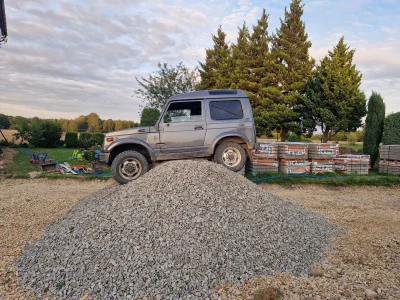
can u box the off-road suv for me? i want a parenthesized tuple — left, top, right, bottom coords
(101, 89, 256, 184)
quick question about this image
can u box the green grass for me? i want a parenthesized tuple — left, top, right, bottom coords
(339, 143, 363, 151)
(3, 147, 111, 179)
(246, 171, 400, 186)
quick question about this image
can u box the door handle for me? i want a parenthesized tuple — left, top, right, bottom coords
(194, 125, 203, 130)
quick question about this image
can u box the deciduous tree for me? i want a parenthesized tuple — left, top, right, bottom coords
(135, 62, 197, 111)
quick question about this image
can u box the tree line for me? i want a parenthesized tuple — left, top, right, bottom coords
(0, 113, 138, 133)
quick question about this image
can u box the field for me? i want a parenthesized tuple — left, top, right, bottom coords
(0, 180, 399, 299)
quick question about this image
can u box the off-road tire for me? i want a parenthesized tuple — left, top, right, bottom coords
(214, 141, 246, 172)
(111, 150, 149, 184)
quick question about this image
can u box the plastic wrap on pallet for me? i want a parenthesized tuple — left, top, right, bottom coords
(246, 158, 279, 175)
(279, 159, 309, 166)
(380, 145, 400, 160)
(279, 164, 311, 174)
(277, 142, 308, 159)
(379, 160, 400, 175)
(308, 143, 339, 159)
(310, 159, 334, 174)
(334, 164, 369, 175)
(334, 154, 370, 164)
(252, 142, 278, 159)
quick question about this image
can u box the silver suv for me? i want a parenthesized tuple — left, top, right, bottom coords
(101, 89, 256, 184)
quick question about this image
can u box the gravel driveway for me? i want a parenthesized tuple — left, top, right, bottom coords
(0, 179, 399, 299)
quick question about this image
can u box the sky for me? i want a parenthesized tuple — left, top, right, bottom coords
(0, 0, 399, 122)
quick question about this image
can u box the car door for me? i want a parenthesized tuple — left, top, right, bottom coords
(158, 100, 206, 153)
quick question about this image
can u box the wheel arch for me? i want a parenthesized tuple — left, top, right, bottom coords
(211, 134, 252, 158)
(107, 139, 155, 164)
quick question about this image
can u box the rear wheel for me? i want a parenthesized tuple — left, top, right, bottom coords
(111, 150, 149, 184)
(214, 141, 246, 172)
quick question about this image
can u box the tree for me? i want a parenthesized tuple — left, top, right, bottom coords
(270, 0, 315, 140)
(114, 120, 124, 131)
(87, 113, 101, 132)
(198, 26, 231, 90)
(140, 108, 160, 126)
(297, 37, 366, 142)
(382, 112, 400, 145)
(363, 92, 385, 167)
(14, 119, 62, 148)
(9, 116, 29, 130)
(103, 119, 115, 132)
(135, 62, 197, 111)
(0, 113, 10, 129)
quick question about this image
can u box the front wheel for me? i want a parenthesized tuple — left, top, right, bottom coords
(111, 150, 149, 184)
(214, 142, 246, 172)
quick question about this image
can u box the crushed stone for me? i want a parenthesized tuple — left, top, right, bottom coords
(15, 160, 338, 299)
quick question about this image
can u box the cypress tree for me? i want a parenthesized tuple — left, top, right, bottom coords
(198, 26, 230, 90)
(363, 92, 385, 167)
(271, 0, 315, 140)
(382, 112, 400, 145)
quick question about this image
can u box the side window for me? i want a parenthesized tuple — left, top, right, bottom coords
(163, 101, 202, 123)
(209, 100, 243, 120)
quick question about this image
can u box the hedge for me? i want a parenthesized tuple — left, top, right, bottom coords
(65, 132, 78, 148)
(78, 132, 105, 149)
(382, 112, 400, 145)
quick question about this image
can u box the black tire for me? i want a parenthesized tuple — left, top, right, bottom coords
(214, 141, 246, 172)
(111, 150, 149, 184)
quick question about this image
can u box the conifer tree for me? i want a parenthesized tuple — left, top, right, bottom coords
(230, 22, 251, 90)
(298, 37, 367, 142)
(363, 92, 385, 167)
(271, 0, 315, 140)
(198, 26, 231, 90)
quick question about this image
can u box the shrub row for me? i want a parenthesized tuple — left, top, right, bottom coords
(65, 132, 105, 149)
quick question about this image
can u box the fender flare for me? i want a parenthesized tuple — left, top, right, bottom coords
(105, 138, 156, 161)
(210, 132, 251, 154)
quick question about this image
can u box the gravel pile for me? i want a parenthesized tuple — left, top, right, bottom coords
(16, 160, 338, 299)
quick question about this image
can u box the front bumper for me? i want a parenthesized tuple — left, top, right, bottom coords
(99, 152, 110, 164)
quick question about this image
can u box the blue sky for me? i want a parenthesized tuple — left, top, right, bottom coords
(0, 0, 399, 121)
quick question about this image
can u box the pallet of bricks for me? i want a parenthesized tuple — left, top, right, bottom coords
(333, 154, 370, 175)
(278, 142, 310, 174)
(308, 143, 339, 174)
(379, 145, 400, 175)
(246, 142, 279, 175)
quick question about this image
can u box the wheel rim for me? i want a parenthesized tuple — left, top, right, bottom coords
(119, 158, 142, 180)
(222, 147, 241, 168)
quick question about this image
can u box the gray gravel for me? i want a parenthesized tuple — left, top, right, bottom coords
(16, 160, 338, 299)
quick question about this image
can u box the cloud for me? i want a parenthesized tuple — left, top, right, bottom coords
(1, 0, 400, 121)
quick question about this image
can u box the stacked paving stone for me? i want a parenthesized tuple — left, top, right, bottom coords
(246, 142, 279, 175)
(278, 143, 310, 174)
(308, 143, 339, 174)
(379, 145, 400, 175)
(334, 154, 370, 175)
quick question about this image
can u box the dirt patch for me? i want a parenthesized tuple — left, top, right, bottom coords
(0, 181, 399, 299)
(0, 179, 112, 299)
(0, 148, 17, 169)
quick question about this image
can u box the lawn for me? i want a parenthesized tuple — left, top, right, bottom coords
(246, 170, 400, 186)
(4, 148, 111, 179)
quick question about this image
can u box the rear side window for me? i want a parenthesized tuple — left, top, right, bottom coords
(209, 100, 243, 120)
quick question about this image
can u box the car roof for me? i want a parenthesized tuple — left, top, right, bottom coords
(168, 89, 247, 101)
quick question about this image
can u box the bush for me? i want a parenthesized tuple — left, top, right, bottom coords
(18, 119, 62, 148)
(65, 132, 78, 148)
(347, 132, 358, 145)
(78, 132, 104, 149)
(93, 132, 105, 146)
(287, 133, 301, 142)
(382, 112, 400, 145)
(140, 108, 160, 126)
(334, 131, 348, 142)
